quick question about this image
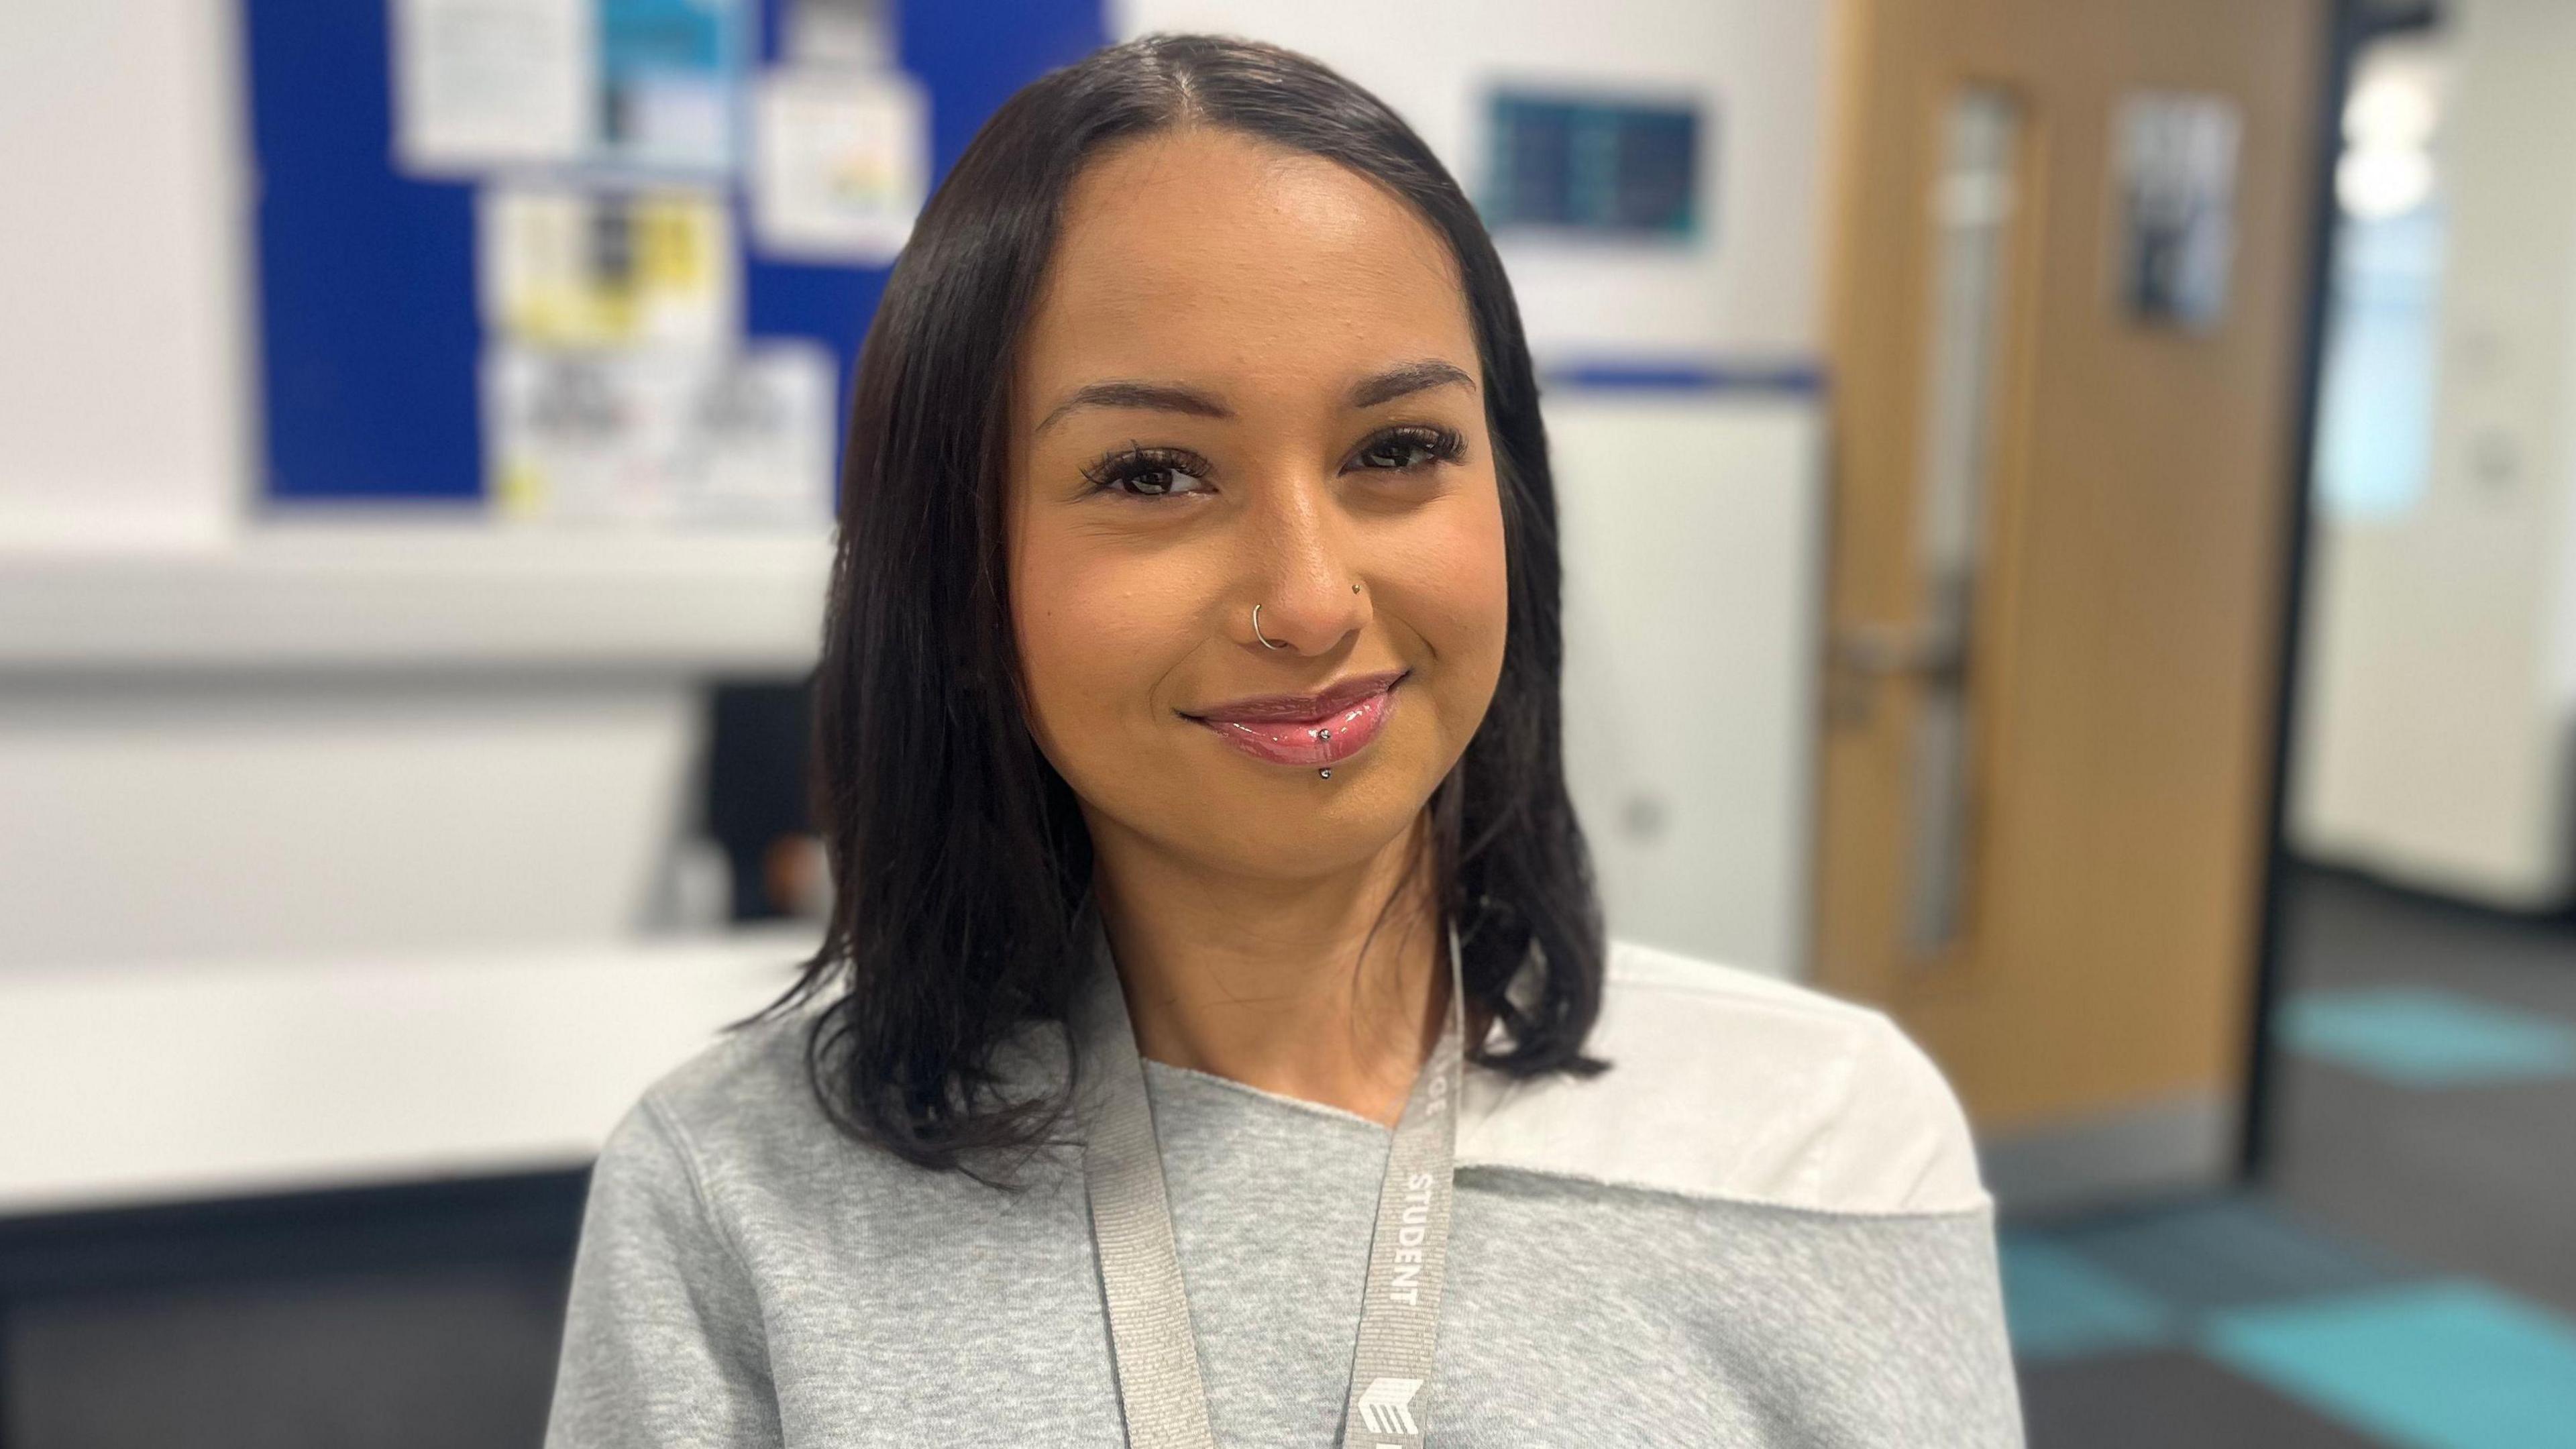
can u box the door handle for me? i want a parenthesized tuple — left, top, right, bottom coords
(1831, 623, 1965, 686)
(1827, 618, 1980, 959)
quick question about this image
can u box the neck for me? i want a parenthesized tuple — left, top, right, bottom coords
(1088, 814, 1449, 1128)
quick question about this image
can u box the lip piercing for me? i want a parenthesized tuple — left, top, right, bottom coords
(1252, 602, 1287, 650)
(1319, 769, 1332, 779)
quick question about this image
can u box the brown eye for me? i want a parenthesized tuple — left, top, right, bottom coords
(1084, 446, 1214, 498)
(1360, 439, 1431, 469)
(1116, 463, 1210, 496)
(1351, 426, 1464, 472)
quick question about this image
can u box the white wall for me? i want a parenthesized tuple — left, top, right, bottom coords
(0, 0, 251, 549)
(1111, 0, 1833, 365)
(1554, 395, 1822, 975)
(2291, 0, 2576, 907)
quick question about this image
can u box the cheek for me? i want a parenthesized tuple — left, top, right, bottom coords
(1010, 525, 1210, 767)
(1409, 478, 1512, 698)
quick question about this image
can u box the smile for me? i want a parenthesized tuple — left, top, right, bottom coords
(1183, 669, 1406, 768)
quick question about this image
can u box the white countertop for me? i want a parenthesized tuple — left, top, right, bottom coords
(0, 925, 818, 1216)
(0, 518, 831, 674)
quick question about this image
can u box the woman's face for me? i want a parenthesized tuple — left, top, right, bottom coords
(1008, 127, 1509, 883)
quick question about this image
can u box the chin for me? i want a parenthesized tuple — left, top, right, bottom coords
(1157, 741, 1448, 880)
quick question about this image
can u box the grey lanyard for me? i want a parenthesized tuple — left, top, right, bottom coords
(1075, 912, 1467, 1449)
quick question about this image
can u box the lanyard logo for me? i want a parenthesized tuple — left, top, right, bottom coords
(1356, 1377, 1424, 1436)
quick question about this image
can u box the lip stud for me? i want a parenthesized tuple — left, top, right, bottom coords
(1318, 769, 1332, 780)
(1318, 728, 1332, 741)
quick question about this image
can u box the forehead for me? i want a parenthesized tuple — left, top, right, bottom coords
(1018, 128, 1476, 404)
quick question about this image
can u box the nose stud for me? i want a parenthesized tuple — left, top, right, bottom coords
(1252, 602, 1287, 650)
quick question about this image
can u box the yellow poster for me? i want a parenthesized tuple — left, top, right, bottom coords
(476, 185, 739, 348)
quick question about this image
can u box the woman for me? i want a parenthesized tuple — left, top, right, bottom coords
(547, 34, 2021, 1449)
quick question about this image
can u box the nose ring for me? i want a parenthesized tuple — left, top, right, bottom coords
(1251, 602, 1287, 650)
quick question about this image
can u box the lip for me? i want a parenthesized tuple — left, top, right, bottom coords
(1185, 669, 1407, 768)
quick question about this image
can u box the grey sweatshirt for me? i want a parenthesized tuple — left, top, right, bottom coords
(545, 938, 2025, 1446)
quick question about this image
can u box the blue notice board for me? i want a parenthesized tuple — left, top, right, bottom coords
(241, 0, 1106, 502)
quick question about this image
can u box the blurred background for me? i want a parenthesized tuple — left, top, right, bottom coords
(2, 0, 2571, 1444)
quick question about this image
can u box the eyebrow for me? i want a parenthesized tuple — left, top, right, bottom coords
(1347, 358, 1476, 409)
(1032, 358, 1477, 435)
(1034, 380, 1230, 435)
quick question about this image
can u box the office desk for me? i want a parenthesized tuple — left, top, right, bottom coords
(0, 926, 812, 1219)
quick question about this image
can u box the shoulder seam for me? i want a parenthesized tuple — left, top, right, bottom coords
(1802, 1002, 1874, 1206)
(641, 1087, 764, 1289)
(1455, 1159, 1996, 1222)
(1857, 1011, 1991, 1214)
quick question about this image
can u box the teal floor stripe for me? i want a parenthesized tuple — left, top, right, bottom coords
(2204, 1279, 2576, 1449)
(2276, 987, 2576, 1086)
(2053, 1199, 2403, 1311)
(2000, 1238, 2178, 1362)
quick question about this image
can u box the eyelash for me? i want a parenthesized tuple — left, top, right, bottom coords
(1080, 444, 1212, 499)
(1079, 425, 1468, 499)
(1352, 424, 1469, 474)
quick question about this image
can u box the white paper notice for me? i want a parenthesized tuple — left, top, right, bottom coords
(596, 0, 749, 175)
(751, 68, 928, 264)
(391, 0, 594, 175)
(2112, 92, 2243, 331)
(784, 0, 895, 69)
(485, 344, 836, 528)
(678, 345, 839, 525)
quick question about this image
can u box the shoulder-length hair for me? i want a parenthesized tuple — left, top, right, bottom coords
(745, 32, 1605, 1183)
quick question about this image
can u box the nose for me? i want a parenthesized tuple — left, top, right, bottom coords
(1239, 484, 1368, 657)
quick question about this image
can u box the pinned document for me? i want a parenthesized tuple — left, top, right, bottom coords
(391, 0, 594, 174)
(478, 184, 739, 348)
(485, 343, 835, 527)
(750, 68, 928, 264)
(390, 0, 749, 178)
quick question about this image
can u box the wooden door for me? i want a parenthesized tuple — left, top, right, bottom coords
(1815, 0, 2327, 1201)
